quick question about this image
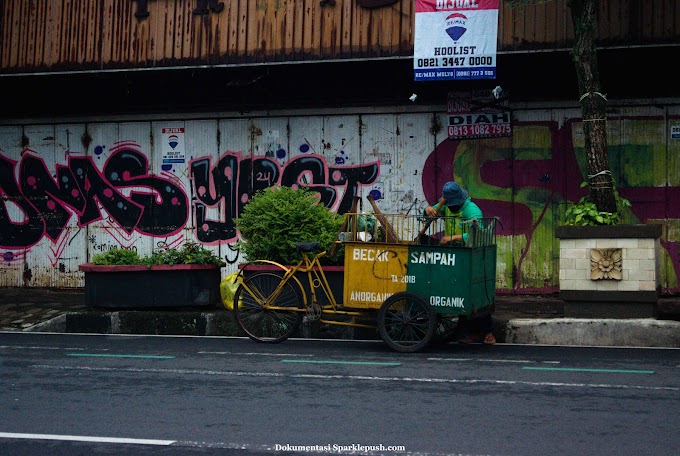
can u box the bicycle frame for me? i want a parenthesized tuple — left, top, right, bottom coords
(238, 250, 375, 329)
(298, 251, 375, 329)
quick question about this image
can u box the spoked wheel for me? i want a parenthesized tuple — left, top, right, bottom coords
(377, 292, 436, 353)
(431, 314, 460, 346)
(234, 272, 304, 343)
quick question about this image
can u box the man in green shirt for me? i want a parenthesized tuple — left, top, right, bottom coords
(424, 181, 496, 345)
(425, 181, 483, 245)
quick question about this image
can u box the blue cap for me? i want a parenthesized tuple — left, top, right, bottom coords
(442, 181, 468, 206)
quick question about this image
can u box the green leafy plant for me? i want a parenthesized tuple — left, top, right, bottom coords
(563, 181, 632, 226)
(235, 185, 344, 265)
(144, 241, 225, 266)
(92, 247, 143, 265)
(90, 242, 225, 267)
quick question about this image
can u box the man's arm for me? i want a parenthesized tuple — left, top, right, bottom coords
(440, 234, 463, 244)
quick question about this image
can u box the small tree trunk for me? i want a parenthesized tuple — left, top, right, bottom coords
(569, 0, 617, 213)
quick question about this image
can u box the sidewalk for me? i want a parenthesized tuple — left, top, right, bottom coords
(1, 287, 679, 347)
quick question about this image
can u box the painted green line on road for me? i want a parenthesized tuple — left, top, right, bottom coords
(281, 359, 401, 366)
(522, 367, 654, 374)
(66, 354, 175, 359)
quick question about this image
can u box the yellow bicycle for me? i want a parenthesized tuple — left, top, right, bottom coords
(233, 241, 379, 344)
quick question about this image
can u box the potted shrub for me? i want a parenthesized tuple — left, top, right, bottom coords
(234, 185, 345, 305)
(235, 185, 344, 265)
(555, 182, 662, 317)
(79, 242, 225, 309)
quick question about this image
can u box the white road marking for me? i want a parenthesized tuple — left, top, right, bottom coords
(428, 357, 561, 364)
(0, 345, 106, 351)
(2, 331, 678, 350)
(0, 432, 175, 445)
(198, 351, 314, 357)
(427, 357, 473, 362)
(30, 364, 679, 392)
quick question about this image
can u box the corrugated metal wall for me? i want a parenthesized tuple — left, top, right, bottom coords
(1, 102, 679, 293)
(2, 0, 679, 73)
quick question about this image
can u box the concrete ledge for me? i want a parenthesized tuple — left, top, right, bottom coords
(559, 290, 659, 302)
(555, 224, 662, 239)
(27, 311, 243, 336)
(502, 318, 680, 348)
(28, 314, 67, 332)
(27, 311, 680, 348)
(27, 311, 355, 339)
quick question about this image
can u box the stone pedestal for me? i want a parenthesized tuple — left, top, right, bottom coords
(556, 224, 662, 318)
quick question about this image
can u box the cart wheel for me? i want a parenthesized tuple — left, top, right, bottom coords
(431, 314, 460, 346)
(234, 272, 304, 343)
(377, 292, 436, 353)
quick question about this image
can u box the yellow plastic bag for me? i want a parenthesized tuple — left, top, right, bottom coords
(220, 272, 243, 310)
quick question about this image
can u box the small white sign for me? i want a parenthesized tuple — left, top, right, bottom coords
(671, 123, 680, 140)
(161, 127, 185, 164)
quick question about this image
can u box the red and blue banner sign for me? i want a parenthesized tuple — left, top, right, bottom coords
(414, 0, 499, 81)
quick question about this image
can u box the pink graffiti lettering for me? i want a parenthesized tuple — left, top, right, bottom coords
(0, 148, 189, 249)
(189, 151, 379, 244)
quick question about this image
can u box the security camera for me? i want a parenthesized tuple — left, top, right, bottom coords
(409, 93, 418, 102)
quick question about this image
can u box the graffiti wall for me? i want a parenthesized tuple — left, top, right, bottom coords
(1, 105, 679, 293)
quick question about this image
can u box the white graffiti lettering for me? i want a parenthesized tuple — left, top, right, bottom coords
(409, 251, 456, 266)
(352, 248, 390, 262)
(430, 296, 465, 308)
(350, 291, 394, 302)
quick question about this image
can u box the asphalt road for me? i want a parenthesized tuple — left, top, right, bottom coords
(1, 332, 679, 456)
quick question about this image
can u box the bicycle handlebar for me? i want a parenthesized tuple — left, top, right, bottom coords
(416, 197, 446, 239)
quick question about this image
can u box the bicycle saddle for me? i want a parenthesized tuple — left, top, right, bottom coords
(296, 242, 321, 252)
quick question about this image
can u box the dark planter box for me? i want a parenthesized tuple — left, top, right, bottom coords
(79, 263, 222, 309)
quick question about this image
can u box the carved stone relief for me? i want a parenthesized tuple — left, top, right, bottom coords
(590, 248, 623, 280)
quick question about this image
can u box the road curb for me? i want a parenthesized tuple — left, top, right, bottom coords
(502, 318, 680, 348)
(24, 311, 680, 348)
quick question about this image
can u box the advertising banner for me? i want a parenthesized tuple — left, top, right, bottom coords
(414, 0, 499, 81)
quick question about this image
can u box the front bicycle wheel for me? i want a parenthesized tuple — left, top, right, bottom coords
(234, 272, 304, 343)
(377, 292, 436, 353)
